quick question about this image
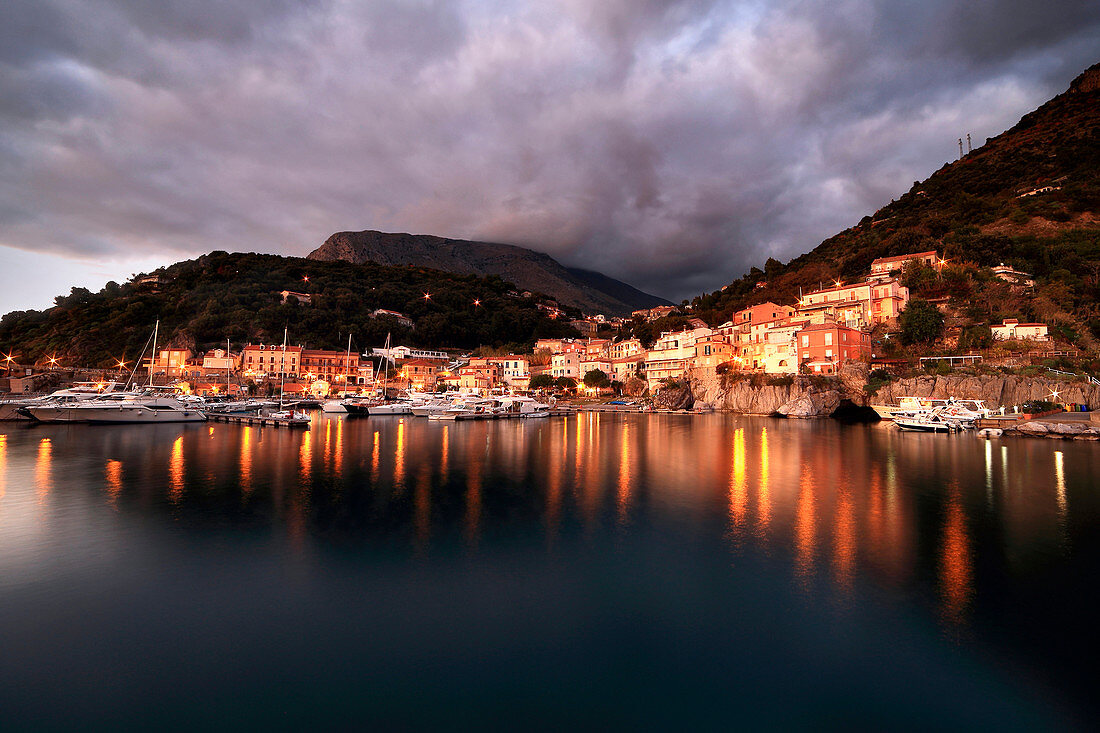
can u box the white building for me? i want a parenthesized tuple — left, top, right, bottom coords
(551, 351, 580, 379)
(991, 319, 1049, 341)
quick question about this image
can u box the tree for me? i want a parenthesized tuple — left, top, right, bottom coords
(582, 369, 610, 389)
(529, 374, 555, 390)
(899, 299, 945, 345)
(554, 376, 576, 390)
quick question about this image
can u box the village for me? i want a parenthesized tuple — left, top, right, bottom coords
(45, 249, 1056, 404)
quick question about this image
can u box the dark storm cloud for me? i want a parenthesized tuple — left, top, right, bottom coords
(1, 0, 1098, 302)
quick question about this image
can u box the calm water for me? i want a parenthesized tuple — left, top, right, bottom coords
(1, 413, 1097, 729)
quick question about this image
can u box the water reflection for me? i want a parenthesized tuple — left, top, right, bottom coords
(1, 414, 1090, 637)
(939, 482, 973, 627)
(169, 436, 184, 504)
(105, 459, 123, 505)
(35, 437, 51, 502)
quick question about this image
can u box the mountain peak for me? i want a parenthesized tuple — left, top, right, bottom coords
(308, 229, 670, 316)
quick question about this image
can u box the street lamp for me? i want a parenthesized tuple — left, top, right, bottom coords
(423, 292, 432, 301)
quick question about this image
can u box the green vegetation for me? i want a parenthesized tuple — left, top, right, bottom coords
(0, 251, 580, 366)
(583, 369, 610, 388)
(899, 299, 945, 345)
(688, 69, 1100, 347)
(529, 374, 556, 390)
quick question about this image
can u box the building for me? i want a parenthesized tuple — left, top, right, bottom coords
(570, 319, 598, 336)
(579, 356, 613, 380)
(300, 348, 364, 384)
(991, 264, 1036, 289)
(551, 351, 581, 379)
(487, 356, 531, 387)
(644, 326, 712, 390)
(796, 323, 870, 374)
(201, 349, 239, 373)
(631, 305, 677, 322)
(458, 358, 499, 392)
(991, 319, 1049, 341)
(147, 348, 193, 377)
(371, 309, 414, 329)
(371, 345, 449, 363)
(241, 343, 302, 378)
(279, 290, 312, 305)
(400, 359, 443, 390)
(690, 334, 735, 371)
(610, 356, 645, 383)
(761, 321, 807, 374)
(610, 338, 643, 360)
(869, 250, 938, 276)
(796, 279, 908, 326)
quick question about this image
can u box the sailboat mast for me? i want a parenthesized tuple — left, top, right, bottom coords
(148, 319, 159, 386)
(344, 333, 352, 395)
(279, 326, 287, 409)
(226, 337, 231, 396)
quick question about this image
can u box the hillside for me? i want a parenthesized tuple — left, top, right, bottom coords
(0, 252, 581, 367)
(693, 63, 1100, 345)
(308, 230, 670, 316)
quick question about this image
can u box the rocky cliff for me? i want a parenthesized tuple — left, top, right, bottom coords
(685, 364, 1100, 417)
(688, 363, 869, 417)
(873, 375, 1100, 410)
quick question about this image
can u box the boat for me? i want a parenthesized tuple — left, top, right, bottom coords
(873, 396, 992, 422)
(496, 395, 552, 418)
(269, 409, 311, 425)
(367, 400, 413, 416)
(0, 382, 134, 421)
(320, 399, 348, 414)
(23, 393, 207, 423)
(893, 406, 967, 433)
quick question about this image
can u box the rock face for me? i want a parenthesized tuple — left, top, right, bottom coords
(1012, 421, 1100, 440)
(308, 230, 669, 316)
(873, 375, 1100, 410)
(688, 363, 869, 417)
(653, 384, 694, 411)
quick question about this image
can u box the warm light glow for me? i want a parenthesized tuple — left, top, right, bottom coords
(423, 292, 431, 300)
(302, 275, 309, 282)
(473, 299, 481, 306)
(105, 459, 123, 505)
(729, 428, 747, 527)
(939, 482, 972, 627)
(1054, 450, 1066, 517)
(168, 436, 184, 503)
(36, 437, 52, 502)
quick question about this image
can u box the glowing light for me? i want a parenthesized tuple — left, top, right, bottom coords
(473, 299, 481, 306)
(423, 292, 431, 300)
(302, 275, 309, 282)
(1055, 451, 1066, 516)
(168, 436, 184, 503)
(1049, 389, 1061, 402)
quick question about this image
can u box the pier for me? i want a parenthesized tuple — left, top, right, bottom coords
(206, 413, 310, 428)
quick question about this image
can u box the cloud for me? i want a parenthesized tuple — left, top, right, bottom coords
(0, 0, 1098, 305)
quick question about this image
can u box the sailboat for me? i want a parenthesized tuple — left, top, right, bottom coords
(367, 333, 411, 415)
(268, 327, 310, 424)
(321, 334, 354, 414)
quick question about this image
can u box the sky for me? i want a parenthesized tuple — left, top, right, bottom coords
(1, 0, 1098, 315)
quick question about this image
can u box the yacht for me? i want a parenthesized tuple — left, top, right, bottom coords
(893, 406, 970, 433)
(496, 395, 552, 418)
(874, 396, 991, 422)
(0, 382, 133, 421)
(23, 393, 206, 423)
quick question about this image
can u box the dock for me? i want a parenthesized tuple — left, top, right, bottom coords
(206, 413, 310, 428)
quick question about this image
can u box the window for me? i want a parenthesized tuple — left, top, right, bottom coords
(825, 349, 832, 358)
(824, 333, 832, 346)
(801, 335, 809, 347)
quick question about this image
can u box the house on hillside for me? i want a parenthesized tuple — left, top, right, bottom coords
(796, 323, 870, 374)
(279, 290, 312, 305)
(869, 250, 938, 277)
(991, 319, 1049, 341)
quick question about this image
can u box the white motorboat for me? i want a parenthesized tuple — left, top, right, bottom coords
(1, 382, 133, 421)
(496, 395, 552, 417)
(269, 409, 311, 425)
(367, 401, 412, 416)
(25, 394, 206, 423)
(893, 406, 968, 433)
(874, 396, 992, 422)
(320, 399, 348, 414)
